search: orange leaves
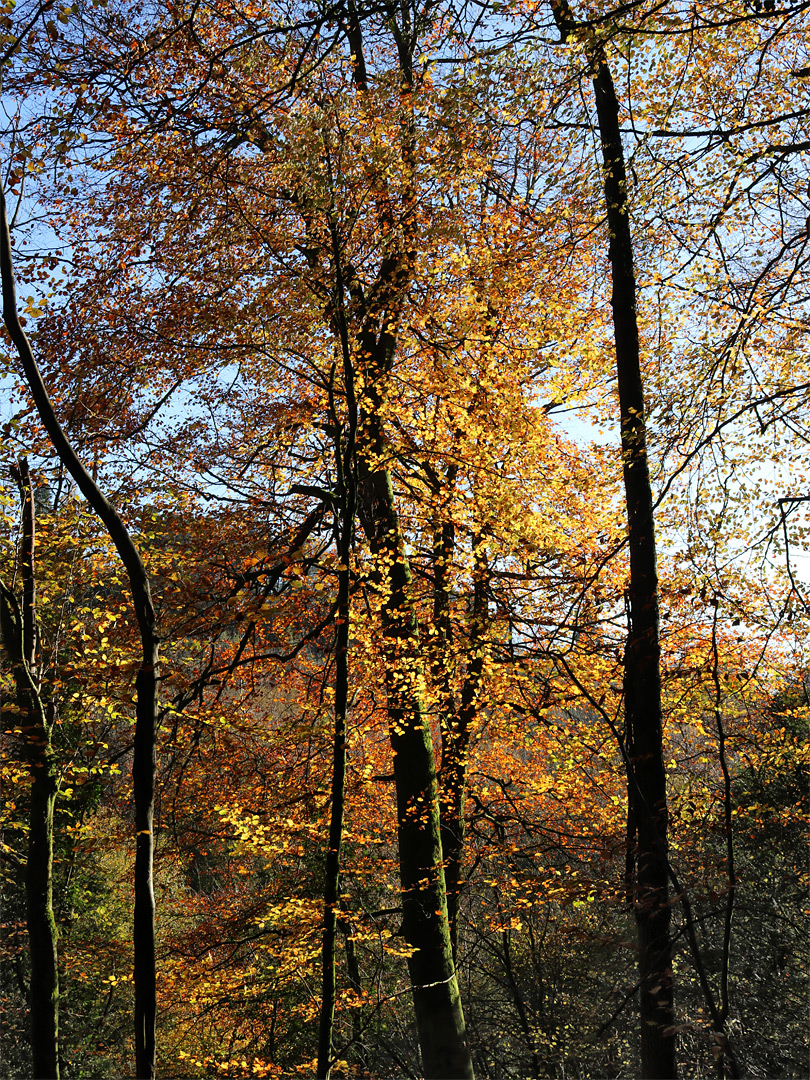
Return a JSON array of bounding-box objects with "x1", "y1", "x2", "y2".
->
[{"x1": 178, "y1": 1051, "x2": 284, "y2": 1078}]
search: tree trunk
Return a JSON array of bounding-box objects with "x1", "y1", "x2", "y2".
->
[
  {"x1": 0, "y1": 184, "x2": 159, "y2": 1080},
  {"x1": 0, "y1": 462, "x2": 60, "y2": 1080},
  {"x1": 317, "y1": 252, "x2": 358, "y2": 1080},
  {"x1": 435, "y1": 525, "x2": 487, "y2": 960},
  {"x1": 356, "y1": 336, "x2": 473, "y2": 1080},
  {"x1": 26, "y1": 737, "x2": 59, "y2": 1080},
  {"x1": 589, "y1": 48, "x2": 676, "y2": 1080},
  {"x1": 133, "y1": 660, "x2": 157, "y2": 1080}
]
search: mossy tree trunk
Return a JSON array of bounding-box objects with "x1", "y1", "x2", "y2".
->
[
  {"x1": 431, "y1": 500, "x2": 487, "y2": 959},
  {"x1": 355, "y1": 322, "x2": 473, "y2": 1079}
]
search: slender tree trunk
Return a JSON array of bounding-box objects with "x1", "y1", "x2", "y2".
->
[
  {"x1": 429, "y1": 481, "x2": 460, "y2": 953},
  {"x1": 317, "y1": 249, "x2": 358, "y2": 1080},
  {"x1": 338, "y1": 917, "x2": 371, "y2": 1077},
  {"x1": 709, "y1": 605, "x2": 741, "y2": 1080},
  {"x1": 589, "y1": 48, "x2": 676, "y2": 1080},
  {"x1": 317, "y1": 608, "x2": 348, "y2": 1080},
  {"x1": 133, "y1": 659, "x2": 157, "y2": 1080},
  {"x1": 26, "y1": 723, "x2": 59, "y2": 1080},
  {"x1": 0, "y1": 462, "x2": 60, "y2": 1080},
  {"x1": 356, "y1": 335, "x2": 473, "y2": 1080},
  {"x1": 500, "y1": 927, "x2": 541, "y2": 1080},
  {"x1": 436, "y1": 532, "x2": 486, "y2": 960},
  {"x1": 549, "y1": 5, "x2": 676, "y2": 1069},
  {"x1": 0, "y1": 185, "x2": 159, "y2": 1080}
]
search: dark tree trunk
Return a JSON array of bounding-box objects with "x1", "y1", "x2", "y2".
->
[
  {"x1": 435, "y1": 528, "x2": 487, "y2": 959},
  {"x1": 0, "y1": 462, "x2": 60, "y2": 1080},
  {"x1": 339, "y1": 917, "x2": 372, "y2": 1077},
  {"x1": 133, "y1": 661, "x2": 157, "y2": 1080},
  {"x1": 500, "y1": 927, "x2": 541, "y2": 1080},
  {"x1": 590, "y1": 50, "x2": 676, "y2": 1080},
  {"x1": 317, "y1": 250, "x2": 358, "y2": 1080},
  {"x1": 355, "y1": 333, "x2": 473, "y2": 1080},
  {"x1": 429, "y1": 481, "x2": 459, "y2": 951},
  {"x1": 26, "y1": 726, "x2": 60, "y2": 1080},
  {"x1": 0, "y1": 185, "x2": 159, "y2": 1080},
  {"x1": 316, "y1": 552, "x2": 350, "y2": 1080}
]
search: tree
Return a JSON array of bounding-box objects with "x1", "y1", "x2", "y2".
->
[
  {"x1": 0, "y1": 184, "x2": 160, "y2": 1079},
  {"x1": 0, "y1": 459, "x2": 60, "y2": 1080}
]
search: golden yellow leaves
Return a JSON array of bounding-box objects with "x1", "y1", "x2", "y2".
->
[{"x1": 178, "y1": 1051, "x2": 284, "y2": 1078}]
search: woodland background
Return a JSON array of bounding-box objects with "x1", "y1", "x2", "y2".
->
[{"x1": 0, "y1": 0, "x2": 808, "y2": 1076}]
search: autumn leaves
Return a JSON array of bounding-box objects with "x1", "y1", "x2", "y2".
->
[{"x1": 0, "y1": 0, "x2": 808, "y2": 1076}]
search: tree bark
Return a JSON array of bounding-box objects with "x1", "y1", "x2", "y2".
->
[
  {"x1": 0, "y1": 184, "x2": 159, "y2": 1080},
  {"x1": 589, "y1": 47, "x2": 677, "y2": 1080},
  {"x1": 338, "y1": 916, "x2": 372, "y2": 1077},
  {"x1": 0, "y1": 462, "x2": 60, "y2": 1080},
  {"x1": 317, "y1": 606, "x2": 348, "y2": 1080},
  {"x1": 356, "y1": 332, "x2": 474, "y2": 1080},
  {"x1": 308, "y1": 17, "x2": 472, "y2": 1064},
  {"x1": 317, "y1": 249, "x2": 358, "y2": 1080},
  {"x1": 25, "y1": 719, "x2": 59, "y2": 1080},
  {"x1": 434, "y1": 523, "x2": 487, "y2": 960}
]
